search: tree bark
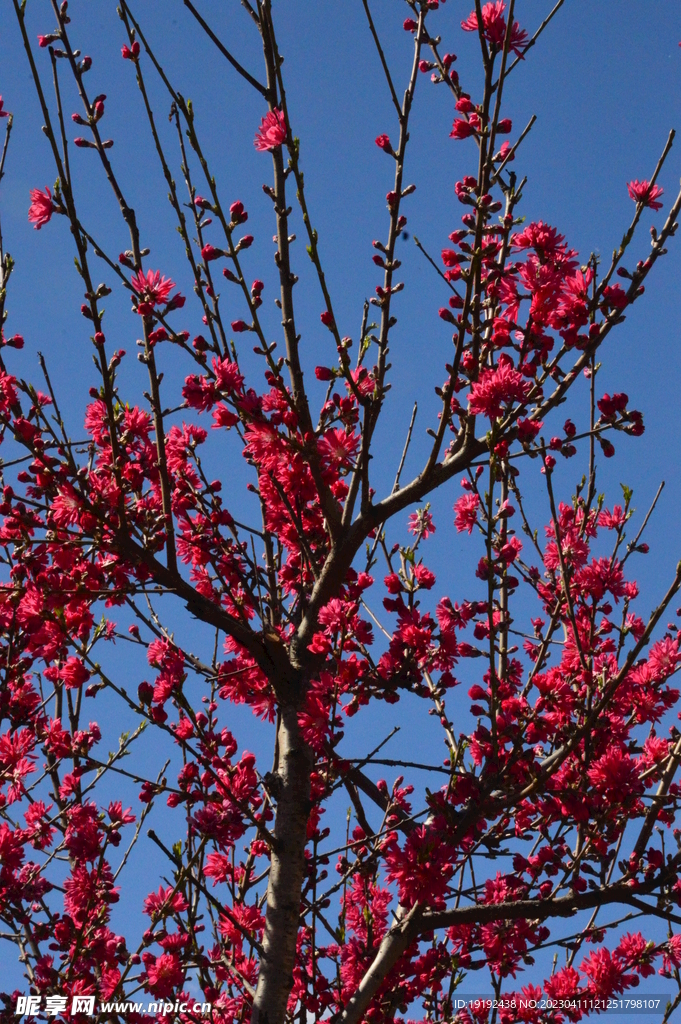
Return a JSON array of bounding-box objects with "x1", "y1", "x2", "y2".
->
[{"x1": 251, "y1": 706, "x2": 312, "y2": 1024}]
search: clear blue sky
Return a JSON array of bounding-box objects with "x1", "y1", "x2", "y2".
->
[{"x1": 1, "y1": 0, "x2": 681, "y2": 1001}]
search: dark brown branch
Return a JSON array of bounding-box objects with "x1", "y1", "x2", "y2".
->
[{"x1": 182, "y1": 0, "x2": 269, "y2": 97}]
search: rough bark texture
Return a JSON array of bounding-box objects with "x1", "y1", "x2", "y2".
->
[{"x1": 251, "y1": 707, "x2": 312, "y2": 1024}]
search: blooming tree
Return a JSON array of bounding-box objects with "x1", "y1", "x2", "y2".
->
[{"x1": 2, "y1": 2, "x2": 681, "y2": 1023}]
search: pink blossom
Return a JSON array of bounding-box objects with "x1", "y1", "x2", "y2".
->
[
  {"x1": 461, "y1": 2, "x2": 528, "y2": 56},
  {"x1": 143, "y1": 884, "x2": 189, "y2": 918},
  {"x1": 413, "y1": 564, "x2": 436, "y2": 589},
  {"x1": 130, "y1": 269, "x2": 176, "y2": 307},
  {"x1": 142, "y1": 952, "x2": 184, "y2": 998},
  {"x1": 598, "y1": 505, "x2": 626, "y2": 530},
  {"x1": 59, "y1": 657, "x2": 91, "y2": 690},
  {"x1": 580, "y1": 947, "x2": 631, "y2": 997},
  {"x1": 28, "y1": 187, "x2": 54, "y2": 230},
  {"x1": 454, "y1": 493, "x2": 480, "y2": 534},
  {"x1": 407, "y1": 508, "x2": 436, "y2": 538},
  {"x1": 516, "y1": 417, "x2": 542, "y2": 443},
  {"x1": 254, "y1": 108, "x2": 287, "y2": 151},
  {"x1": 468, "y1": 356, "x2": 531, "y2": 420},
  {"x1": 450, "y1": 118, "x2": 476, "y2": 140},
  {"x1": 0, "y1": 97, "x2": 9, "y2": 119},
  {"x1": 627, "y1": 179, "x2": 664, "y2": 211},
  {"x1": 317, "y1": 428, "x2": 360, "y2": 469}
]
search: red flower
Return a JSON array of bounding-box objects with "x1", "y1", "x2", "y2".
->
[
  {"x1": 28, "y1": 187, "x2": 54, "y2": 230},
  {"x1": 254, "y1": 108, "x2": 287, "y2": 151},
  {"x1": 413, "y1": 564, "x2": 435, "y2": 589},
  {"x1": 450, "y1": 118, "x2": 476, "y2": 140},
  {"x1": 454, "y1": 493, "x2": 480, "y2": 534},
  {"x1": 59, "y1": 657, "x2": 91, "y2": 691},
  {"x1": 461, "y1": 2, "x2": 528, "y2": 57},
  {"x1": 580, "y1": 947, "x2": 631, "y2": 998},
  {"x1": 143, "y1": 884, "x2": 189, "y2": 918},
  {"x1": 0, "y1": 96, "x2": 9, "y2": 119},
  {"x1": 317, "y1": 428, "x2": 360, "y2": 469},
  {"x1": 601, "y1": 284, "x2": 628, "y2": 310},
  {"x1": 627, "y1": 179, "x2": 664, "y2": 211},
  {"x1": 407, "y1": 508, "x2": 435, "y2": 538},
  {"x1": 468, "y1": 356, "x2": 531, "y2": 420},
  {"x1": 131, "y1": 269, "x2": 176, "y2": 307},
  {"x1": 143, "y1": 952, "x2": 184, "y2": 998}
]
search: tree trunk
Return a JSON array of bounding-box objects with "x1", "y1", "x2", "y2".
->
[{"x1": 251, "y1": 706, "x2": 312, "y2": 1024}]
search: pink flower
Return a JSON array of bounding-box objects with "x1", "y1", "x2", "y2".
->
[
  {"x1": 407, "y1": 508, "x2": 436, "y2": 539},
  {"x1": 254, "y1": 108, "x2": 287, "y2": 151},
  {"x1": 413, "y1": 564, "x2": 436, "y2": 589},
  {"x1": 28, "y1": 187, "x2": 54, "y2": 230},
  {"x1": 59, "y1": 657, "x2": 91, "y2": 690},
  {"x1": 468, "y1": 356, "x2": 531, "y2": 420},
  {"x1": 454, "y1": 493, "x2": 480, "y2": 534},
  {"x1": 130, "y1": 269, "x2": 176, "y2": 307},
  {"x1": 143, "y1": 884, "x2": 189, "y2": 918},
  {"x1": 450, "y1": 118, "x2": 476, "y2": 140},
  {"x1": 317, "y1": 428, "x2": 360, "y2": 469},
  {"x1": 0, "y1": 96, "x2": 9, "y2": 119},
  {"x1": 461, "y1": 2, "x2": 528, "y2": 57},
  {"x1": 580, "y1": 947, "x2": 631, "y2": 998},
  {"x1": 627, "y1": 179, "x2": 664, "y2": 211},
  {"x1": 142, "y1": 952, "x2": 184, "y2": 999},
  {"x1": 375, "y1": 134, "x2": 393, "y2": 153},
  {"x1": 598, "y1": 505, "x2": 626, "y2": 530},
  {"x1": 601, "y1": 284, "x2": 628, "y2": 310},
  {"x1": 587, "y1": 747, "x2": 641, "y2": 795}
]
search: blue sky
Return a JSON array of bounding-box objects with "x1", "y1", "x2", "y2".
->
[{"x1": 2, "y1": 0, "x2": 681, "y2": 1004}]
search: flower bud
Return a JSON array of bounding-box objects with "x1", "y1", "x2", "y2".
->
[
  {"x1": 201, "y1": 244, "x2": 223, "y2": 262},
  {"x1": 138, "y1": 682, "x2": 153, "y2": 705},
  {"x1": 230, "y1": 200, "x2": 247, "y2": 223},
  {"x1": 375, "y1": 134, "x2": 393, "y2": 154}
]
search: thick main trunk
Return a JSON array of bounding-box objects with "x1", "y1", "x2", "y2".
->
[{"x1": 251, "y1": 707, "x2": 312, "y2": 1024}]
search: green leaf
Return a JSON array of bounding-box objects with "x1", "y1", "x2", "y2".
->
[{"x1": 620, "y1": 482, "x2": 633, "y2": 505}]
